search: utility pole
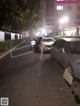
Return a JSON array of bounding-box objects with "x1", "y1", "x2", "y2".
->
[
  {"x1": 40, "y1": 0, "x2": 46, "y2": 27},
  {"x1": 76, "y1": 27, "x2": 79, "y2": 36}
]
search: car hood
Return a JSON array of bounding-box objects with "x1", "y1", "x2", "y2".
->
[{"x1": 43, "y1": 41, "x2": 54, "y2": 46}]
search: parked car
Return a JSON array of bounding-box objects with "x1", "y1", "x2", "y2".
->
[
  {"x1": 33, "y1": 37, "x2": 55, "y2": 52},
  {"x1": 43, "y1": 37, "x2": 56, "y2": 51},
  {"x1": 50, "y1": 39, "x2": 80, "y2": 80}
]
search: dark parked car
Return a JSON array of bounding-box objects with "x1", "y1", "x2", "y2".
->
[{"x1": 50, "y1": 39, "x2": 80, "y2": 80}]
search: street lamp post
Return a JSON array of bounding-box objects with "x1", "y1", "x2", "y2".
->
[
  {"x1": 59, "y1": 16, "x2": 69, "y2": 36},
  {"x1": 63, "y1": 26, "x2": 64, "y2": 36}
]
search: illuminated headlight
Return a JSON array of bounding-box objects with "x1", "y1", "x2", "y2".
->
[{"x1": 31, "y1": 40, "x2": 35, "y2": 45}]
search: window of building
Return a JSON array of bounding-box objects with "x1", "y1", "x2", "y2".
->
[
  {"x1": 56, "y1": 6, "x2": 64, "y2": 10},
  {"x1": 68, "y1": 6, "x2": 72, "y2": 10},
  {"x1": 76, "y1": 5, "x2": 80, "y2": 10},
  {"x1": 19, "y1": 35, "x2": 21, "y2": 39},
  {"x1": 76, "y1": 15, "x2": 80, "y2": 19},
  {"x1": 15, "y1": 35, "x2": 18, "y2": 39},
  {"x1": 56, "y1": 0, "x2": 64, "y2": 1},
  {"x1": 5, "y1": 33, "x2": 11, "y2": 40}
]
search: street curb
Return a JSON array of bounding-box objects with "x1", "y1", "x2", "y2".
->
[{"x1": 0, "y1": 40, "x2": 27, "y2": 60}]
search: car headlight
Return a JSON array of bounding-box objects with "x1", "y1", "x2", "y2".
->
[{"x1": 31, "y1": 40, "x2": 35, "y2": 45}]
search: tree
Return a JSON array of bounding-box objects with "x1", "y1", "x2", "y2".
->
[{"x1": 0, "y1": 0, "x2": 41, "y2": 32}]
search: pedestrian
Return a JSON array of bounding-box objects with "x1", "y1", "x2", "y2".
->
[{"x1": 38, "y1": 37, "x2": 45, "y2": 60}]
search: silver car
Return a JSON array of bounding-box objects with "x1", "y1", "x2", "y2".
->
[
  {"x1": 50, "y1": 39, "x2": 80, "y2": 80},
  {"x1": 43, "y1": 37, "x2": 56, "y2": 51}
]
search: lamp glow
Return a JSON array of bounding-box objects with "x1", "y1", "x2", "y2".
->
[{"x1": 59, "y1": 16, "x2": 69, "y2": 24}]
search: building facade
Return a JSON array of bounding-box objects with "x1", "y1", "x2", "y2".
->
[
  {"x1": 55, "y1": 0, "x2": 80, "y2": 35},
  {"x1": 45, "y1": 0, "x2": 80, "y2": 35}
]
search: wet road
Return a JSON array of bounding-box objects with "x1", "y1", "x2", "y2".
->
[{"x1": 0, "y1": 40, "x2": 78, "y2": 106}]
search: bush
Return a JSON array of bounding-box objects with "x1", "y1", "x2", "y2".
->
[{"x1": 0, "y1": 40, "x2": 22, "y2": 52}]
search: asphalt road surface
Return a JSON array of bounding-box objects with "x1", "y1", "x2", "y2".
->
[{"x1": 0, "y1": 40, "x2": 79, "y2": 106}]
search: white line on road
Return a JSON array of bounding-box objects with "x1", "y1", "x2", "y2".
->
[
  {"x1": 0, "y1": 39, "x2": 29, "y2": 59},
  {"x1": 10, "y1": 50, "x2": 34, "y2": 58},
  {"x1": 9, "y1": 39, "x2": 35, "y2": 59},
  {"x1": 13, "y1": 45, "x2": 32, "y2": 51}
]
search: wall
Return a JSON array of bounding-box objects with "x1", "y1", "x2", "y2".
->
[
  {"x1": 11, "y1": 33, "x2": 15, "y2": 40},
  {"x1": 0, "y1": 31, "x2": 5, "y2": 41},
  {"x1": 0, "y1": 31, "x2": 23, "y2": 42}
]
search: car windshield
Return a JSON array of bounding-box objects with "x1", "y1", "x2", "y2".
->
[
  {"x1": 68, "y1": 41, "x2": 80, "y2": 54},
  {"x1": 43, "y1": 38, "x2": 54, "y2": 42}
]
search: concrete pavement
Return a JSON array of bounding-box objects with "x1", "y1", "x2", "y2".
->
[{"x1": 0, "y1": 38, "x2": 79, "y2": 106}]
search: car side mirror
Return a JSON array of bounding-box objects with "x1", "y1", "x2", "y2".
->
[{"x1": 61, "y1": 48, "x2": 65, "y2": 53}]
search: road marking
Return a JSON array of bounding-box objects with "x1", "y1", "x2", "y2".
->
[
  {"x1": 10, "y1": 44, "x2": 34, "y2": 58},
  {"x1": 13, "y1": 45, "x2": 32, "y2": 51},
  {"x1": 11, "y1": 39, "x2": 29, "y2": 51},
  {"x1": 10, "y1": 50, "x2": 34, "y2": 58},
  {"x1": 0, "y1": 39, "x2": 29, "y2": 59}
]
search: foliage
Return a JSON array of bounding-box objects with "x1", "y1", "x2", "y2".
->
[
  {"x1": 0, "y1": 39, "x2": 22, "y2": 52},
  {"x1": 0, "y1": 0, "x2": 41, "y2": 32}
]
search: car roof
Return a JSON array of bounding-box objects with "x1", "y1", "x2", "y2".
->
[
  {"x1": 43, "y1": 37, "x2": 55, "y2": 40},
  {"x1": 55, "y1": 38, "x2": 80, "y2": 47},
  {"x1": 43, "y1": 37, "x2": 53, "y2": 38},
  {"x1": 61, "y1": 38, "x2": 80, "y2": 42}
]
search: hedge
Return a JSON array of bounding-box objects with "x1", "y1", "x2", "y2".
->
[{"x1": 0, "y1": 39, "x2": 22, "y2": 52}]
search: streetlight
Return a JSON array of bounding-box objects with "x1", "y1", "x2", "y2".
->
[{"x1": 59, "y1": 16, "x2": 69, "y2": 36}]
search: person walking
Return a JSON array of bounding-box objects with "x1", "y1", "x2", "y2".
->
[{"x1": 38, "y1": 37, "x2": 45, "y2": 60}]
